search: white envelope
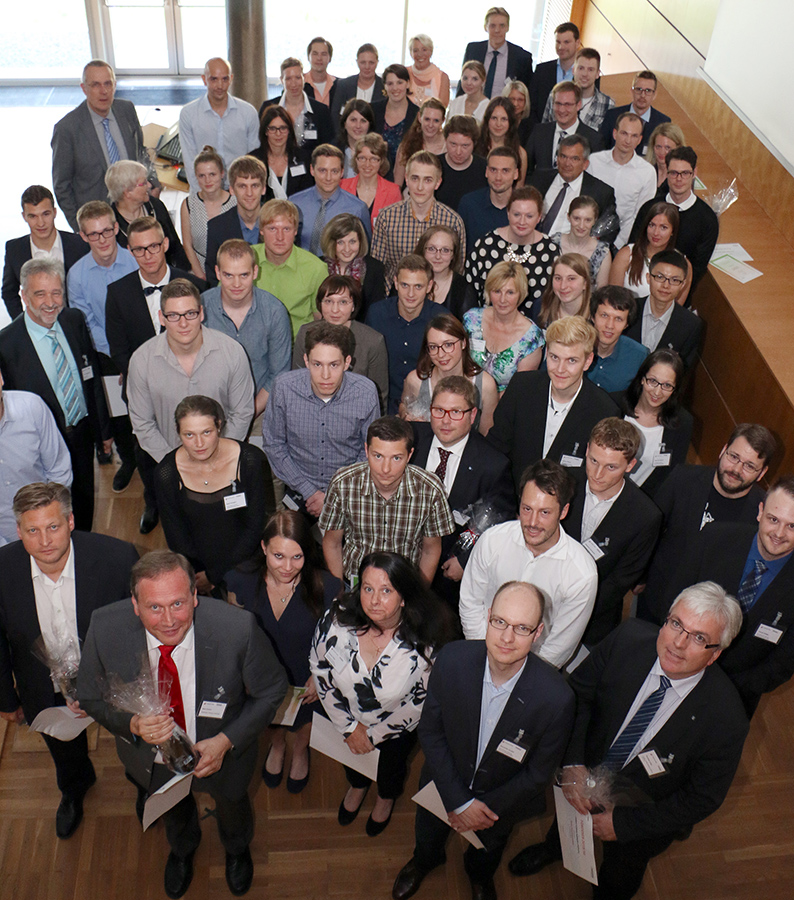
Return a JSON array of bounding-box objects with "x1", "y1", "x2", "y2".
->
[
  {"x1": 308, "y1": 712, "x2": 379, "y2": 780},
  {"x1": 29, "y1": 707, "x2": 94, "y2": 741},
  {"x1": 143, "y1": 773, "x2": 193, "y2": 831},
  {"x1": 553, "y1": 785, "x2": 598, "y2": 885},
  {"x1": 411, "y1": 780, "x2": 485, "y2": 849}
]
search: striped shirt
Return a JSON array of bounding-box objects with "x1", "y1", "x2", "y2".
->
[{"x1": 319, "y1": 461, "x2": 455, "y2": 581}]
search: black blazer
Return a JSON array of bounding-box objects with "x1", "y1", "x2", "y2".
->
[
  {"x1": 566, "y1": 618, "x2": 748, "y2": 843},
  {"x1": 331, "y1": 74, "x2": 385, "y2": 121},
  {"x1": 105, "y1": 267, "x2": 205, "y2": 386},
  {"x1": 0, "y1": 309, "x2": 110, "y2": 443},
  {"x1": 698, "y1": 523, "x2": 794, "y2": 716},
  {"x1": 258, "y1": 96, "x2": 334, "y2": 155},
  {"x1": 303, "y1": 80, "x2": 337, "y2": 110},
  {"x1": 249, "y1": 145, "x2": 314, "y2": 196},
  {"x1": 419, "y1": 641, "x2": 574, "y2": 823},
  {"x1": 205, "y1": 206, "x2": 245, "y2": 284},
  {"x1": 528, "y1": 60, "x2": 558, "y2": 126},
  {"x1": 2, "y1": 231, "x2": 89, "y2": 319},
  {"x1": 0, "y1": 532, "x2": 139, "y2": 722},
  {"x1": 641, "y1": 465, "x2": 765, "y2": 626},
  {"x1": 411, "y1": 422, "x2": 515, "y2": 566},
  {"x1": 565, "y1": 474, "x2": 662, "y2": 645},
  {"x1": 113, "y1": 196, "x2": 190, "y2": 272},
  {"x1": 524, "y1": 121, "x2": 605, "y2": 176},
  {"x1": 600, "y1": 105, "x2": 671, "y2": 153},
  {"x1": 458, "y1": 40, "x2": 533, "y2": 97},
  {"x1": 528, "y1": 168, "x2": 617, "y2": 224},
  {"x1": 488, "y1": 371, "x2": 619, "y2": 490},
  {"x1": 353, "y1": 255, "x2": 387, "y2": 322},
  {"x1": 624, "y1": 298, "x2": 704, "y2": 371}
]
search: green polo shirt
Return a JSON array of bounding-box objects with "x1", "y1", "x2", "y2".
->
[{"x1": 253, "y1": 243, "x2": 328, "y2": 338}]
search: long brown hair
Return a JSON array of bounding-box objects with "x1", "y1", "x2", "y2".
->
[
  {"x1": 475, "y1": 97, "x2": 520, "y2": 157},
  {"x1": 537, "y1": 253, "x2": 592, "y2": 329},
  {"x1": 416, "y1": 314, "x2": 481, "y2": 379},
  {"x1": 397, "y1": 98, "x2": 446, "y2": 166},
  {"x1": 628, "y1": 202, "x2": 679, "y2": 287}
]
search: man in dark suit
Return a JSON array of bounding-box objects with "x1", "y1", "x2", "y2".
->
[
  {"x1": 77, "y1": 550, "x2": 288, "y2": 899},
  {"x1": 565, "y1": 419, "x2": 662, "y2": 646},
  {"x1": 528, "y1": 135, "x2": 617, "y2": 240},
  {"x1": 392, "y1": 581, "x2": 574, "y2": 900},
  {"x1": 51, "y1": 60, "x2": 157, "y2": 232},
  {"x1": 330, "y1": 43, "x2": 384, "y2": 120},
  {"x1": 2, "y1": 185, "x2": 89, "y2": 319},
  {"x1": 697, "y1": 476, "x2": 794, "y2": 717},
  {"x1": 509, "y1": 583, "x2": 749, "y2": 900},
  {"x1": 528, "y1": 22, "x2": 580, "y2": 124},
  {"x1": 599, "y1": 71, "x2": 671, "y2": 155},
  {"x1": 623, "y1": 250, "x2": 703, "y2": 370},
  {"x1": 105, "y1": 216, "x2": 205, "y2": 533},
  {"x1": 488, "y1": 316, "x2": 619, "y2": 491},
  {"x1": 0, "y1": 258, "x2": 111, "y2": 531},
  {"x1": 637, "y1": 423, "x2": 775, "y2": 625},
  {"x1": 524, "y1": 81, "x2": 604, "y2": 177},
  {"x1": 411, "y1": 376, "x2": 514, "y2": 609},
  {"x1": 458, "y1": 7, "x2": 533, "y2": 99},
  {"x1": 0, "y1": 482, "x2": 138, "y2": 838}
]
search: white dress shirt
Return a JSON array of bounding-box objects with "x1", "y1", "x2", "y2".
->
[
  {"x1": 145, "y1": 625, "x2": 197, "y2": 744},
  {"x1": 626, "y1": 419, "x2": 664, "y2": 487},
  {"x1": 542, "y1": 171, "x2": 584, "y2": 234},
  {"x1": 459, "y1": 520, "x2": 598, "y2": 668},
  {"x1": 30, "y1": 231, "x2": 64, "y2": 264},
  {"x1": 31, "y1": 540, "x2": 79, "y2": 658},
  {"x1": 426, "y1": 433, "x2": 469, "y2": 495},
  {"x1": 543, "y1": 381, "x2": 583, "y2": 456},
  {"x1": 586, "y1": 150, "x2": 657, "y2": 249},
  {"x1": 581, "y1": 480, "x2": 624, "y2": 544},
  {"x1": 140, "y1": 266, "x2": 171, "y2": 332}
]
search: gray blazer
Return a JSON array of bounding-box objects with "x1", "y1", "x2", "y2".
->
[
  {"x1": 77, "y1": 597, "x2": 288, "y2": 796},
  {"x1": 51, "y1": 99, "x2": 148, "y2": 231}
]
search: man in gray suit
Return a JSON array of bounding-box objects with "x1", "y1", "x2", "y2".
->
[
  {"x1": 51, "y1": 59, "x2": 157, "y2": 232},
  {"x1": 78, "y1": 550, "x2": 288, "y2": 898}
]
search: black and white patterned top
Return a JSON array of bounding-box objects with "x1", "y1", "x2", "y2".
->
[{"x1": 309, "y1": 610, "x2": 432, "y2": 745}]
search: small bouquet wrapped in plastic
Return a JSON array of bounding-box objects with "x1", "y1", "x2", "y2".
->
[
  {"x1": 105, "y1": 655, "x2": 197, "y2": 774},
  {"x1": 32, "y1": 630, "x2": 81, "y2": 702},
  {"x1": 703, "y1": 178, "x2": 738, "y2": 217},
  {"x1": 591, "y1": 211, "x2": 621, "y2": 245},
  {"x1": 402, "y1": 392, "x2": 432, "y2": 422},
  {"x1": 453, "y1": 498, "x2": 513, "y2": 557},
  {"x1": 555, "y1": 765, "x2": 615, "y2": 814}
]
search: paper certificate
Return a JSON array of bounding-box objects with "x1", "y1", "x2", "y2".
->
[
  {"x1": 143, "y1": 773, "x2": 193, "y2": 831},
  {"x1": 309, "y1": 712, "x2": 380, "y2": 780},
  {"x1": 102, "y1": 375, "x2": 128, "y2": 417},
  {"x1": 709, "y1": 254, "x2": 763, "y2": 284},
  {"x1": 411, "y1": 781, "x2": 485, "y2": 850},
  {"x1": 29, "y1": 707, "x2": 94, "y2": 741},
  {"x1": 272, "y1": 686, "x2": 307, "y2": 727},
  {"x1": 553, "y1": 785, "x2": 598, "y2": 885}
]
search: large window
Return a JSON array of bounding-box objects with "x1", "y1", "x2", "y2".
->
[{"x1": 0, "y1": 0, "x2": 90, "y2": 79}]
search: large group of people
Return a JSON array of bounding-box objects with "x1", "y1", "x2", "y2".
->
[{"x1": 0, "y1": 8, "x2": 786, "y2": 900}]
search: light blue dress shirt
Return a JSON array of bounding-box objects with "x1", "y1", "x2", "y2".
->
[
  {"x1": 24, "y1": 314, "x2": 88, "y2": 423},
  {"x1": 291, "y1": 186, "x2": 372, "y2": 252}
]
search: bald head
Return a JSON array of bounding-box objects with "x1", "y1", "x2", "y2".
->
[{"x1": 203, "y1": 58, "x2": 232, "y2": 105}]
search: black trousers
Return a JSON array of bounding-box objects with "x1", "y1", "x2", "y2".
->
[
  {"x1": 344, "y1": 730, "x2": 417, "y2": 799},
  {"x1": 97, "y1": 352, "x2": 136, "y2": 467},
  {"x1": 41, "y1": 729, "x2": 96, "y2": 800},
  {"x1": 63, "y1": 417, "x2": 95, "y2": 531},
  {"x1": 135, "y1": 444, "x2": 159, "y2": 511}
]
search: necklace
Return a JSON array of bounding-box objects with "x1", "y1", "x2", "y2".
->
[
  {"x1": 505, "y1": 242, "x2": 533, "y2": 264},
  {"x1": 268, "y1": 576, "x2": 297, "y2": 604}
]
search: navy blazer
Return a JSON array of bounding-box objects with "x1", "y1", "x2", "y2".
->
[
  {"x1": 0, "y1": 532, "x2": 138, "y2": 721},
  {"x1": 600, "y1": 105, "x2": 671, "y2": 154},
  {"x1": 458, "y1": 40, "x2": 533, "y2": 97},
  {"x1": 624, "y1": 297, "x2": 704, "y2": 372},
  {"x1": 2, "y1": 231, "x2": 89, "y2": 319},
  {"x1": 528, "y1": 60, "x2": 558, "y2": 126},
  {"x1": 331, "y1": 74, "x2": 385, "y2": 121},
  {"x1": 567, "y1": 619, "x2": 748, "y2": 843},
  {"x1": 419, "y1": 641, "x2": 574, "y2": 824},
  {"x1": 524, "y1": 120, "x2": 605, "y2": 177}
]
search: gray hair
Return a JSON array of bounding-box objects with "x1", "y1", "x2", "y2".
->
[
  {"x1": 82, "y1": 59, "x2": 114, "y2": 84},
  {"x1": 669, "y1": 581, "x2": 743, "y2": 649},
  {"x1": 105, "y1": 160, "x2": 148, "y2": 203},
  {"x1": 558, "y1": 133, "x2": 591, "y2": 161},
  {"x1": 20, "y1": 257, "x2": 65, "y2": 291}
]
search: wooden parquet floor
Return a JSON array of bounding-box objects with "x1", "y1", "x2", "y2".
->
[{"x1": 2, "y1": 463, "x2": 793, "y2": 900}]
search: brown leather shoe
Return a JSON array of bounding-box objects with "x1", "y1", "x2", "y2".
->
[{"x1": 392, "y1": 859, "x2": 428, "y2": 900}]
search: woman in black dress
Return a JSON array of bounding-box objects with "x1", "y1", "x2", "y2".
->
[{"x1": 226, "y1": 510, "x2": 341, "y2": 793}]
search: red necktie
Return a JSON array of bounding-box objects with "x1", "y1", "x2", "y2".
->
[
  {"x1": 158, "y1": 645, "x2": 186, "y2": 731},
  {"x1": 435, "y1": 448, "x2": 452, "y2": 482}
]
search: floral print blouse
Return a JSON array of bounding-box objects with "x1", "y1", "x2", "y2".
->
[{"x1": 463, "y1": 307, "x2": 545, "y2": 393}]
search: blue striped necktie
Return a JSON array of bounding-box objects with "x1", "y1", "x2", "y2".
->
[
  {"x1": 737, "y1": 560, "x2": 767, "y2": 613},
  {"x1": 47, "y1": 332, "x2": 82, "y2": 426},
  {"x1": 603, "y1": 675, "x2": 671, "y2": 771},
  {"x1": 102, "y1": 117, "x2": 121, "y2": 164}
]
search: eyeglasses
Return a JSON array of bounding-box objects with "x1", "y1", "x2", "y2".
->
[
  {"x1": 321, "y1": 296, "x2": 353, "y2": 307},
  {"x1": 488, "y1": 615, "x2": 541, "y2": 637},
  {"x1": 632, "y1": 86, "x2": 655, "y2": 95},
  {"x1": 424, "y1": 245, "x2": 453, "y2": 256},
  {"x1": 643, "y1": 376, "x2": 675, "y2": 393},
  {"x1": 130, "y1": 240, "x2": 164, "y2": 258},
  {"x1": 664, "y1": 616, "x2": 720, "y2": 649},
  {"x1": 427, "y1": 339, "x2": 460, "y2": 355},
  {"x1": 83, "y1": 227, "x2": 115, "y2": 242},
  {"x1": 162, "y1": 309, "x2": 201, "y2": 322},
  {"x1": 430, "y1": 405, "x2": 474, "y2": 421},
  {"x1": 722, "y1": 449, "x2": 763, "y2": 475},
  {"x1": 667, "y1": 169, "x2": 694, "y2": 179},
  {"x1": 266, "y1": 125, "x2": 290, "y2": 134},
  {"x1": 553, "y1": 100, "x2": 577, "y2": 108},
  {"x1": 650, "y1": 272, "x2": 685, "y2": 286}
]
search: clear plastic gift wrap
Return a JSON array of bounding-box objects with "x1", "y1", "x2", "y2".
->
[
  {"x1": 32, "y1": 630, "x2": 81, "y2": 702},
  {"x1": 402, "y1": 391, "x2": 431, "y2": 422},
  {"x1": 453, "y1": 498, "x2": 513, "y2": 557},
  {"x1": 555, "y1": 765, "x2": 616, "y2": 814},
  {"x1": 703, "y1": 178, "x2": 738, "y2": 217},
  {"x1": 590, "y1": 211, "x2": 620, "y2": 244},
  {"x1": 104, "y1": 655, "x2": 197, "y2": 774}
]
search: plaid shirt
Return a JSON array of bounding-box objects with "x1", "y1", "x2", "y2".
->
[
  {"x1": 542, "y1": 87, "x2": 615, "y2": 132},
  {"x1": 371, "y1": 199, "x2": 466, "y2": 292},
  {"x1": 319, "y1": 461, "x2": 455, "y2": 581}
]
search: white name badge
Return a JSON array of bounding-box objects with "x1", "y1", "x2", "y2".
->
[
  {"x1": 755, "y1": 623, "x2": 783, "y2": 644},
  {"x1": 453, "y1": 510, "x2": 469, "y2": 527},
  {"x1": 653, "y1": 453, "x2": 671, "y2": 467},
  {"x1": 290, "y1": 164, "x2": 306, "y2": 176},
  {"x1": 496, "y1": 739, "x2": 527, "y2": 763},
  {"x1": 198, "y1": 700, "x2": 227, "y2": 719},
  {"x1": 325, "y1": 645, "x2": 347, "y2": 670},
  {"x1": 560, "y1": 454, "x2": 583, "y2": 468},
  {"x1": 470, "y1": 338, "x2": 486, "y2": 353},
  {"x1": 282, "y1": 493, "x2": 300, "y2": 511},
  {"x1": 223, "y1": 492, "x2": 247, "y2": 511},
  {"x1": 304, "y1": 129, "x2": 318, "y2": 140},
  {"x1": 583, "y1": 539, "x2": 605, "y2": 561},
  {"x1": 81, "y1": 366, "x2": 93, "y2": 381},
  {"x1": 638, "y1": 749, "x2": 666, "y2": 777}
]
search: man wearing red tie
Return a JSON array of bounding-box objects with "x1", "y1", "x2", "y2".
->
[{"x1": 77, "y1": 550, "x2": 287, "y2": 898}]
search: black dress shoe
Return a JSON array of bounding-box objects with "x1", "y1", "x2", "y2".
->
[
  {"x1": 286, "y1": 748, "x2": 310, "y2": 794},
  {"x1": 164, "y1": 850, "x2": 195, "y2": 899},
  {"x1": 262, "y1": 744, "x2": 284, "y2": 788},
  {"x1": 55, "y1": 795, "x2": 84, "y2": 839},
  {"x1": 112, "y1": 460, "x2": 136, "y2": 493},
  {"x1": 470, "y1": 878, "x2": 497, "y2": 900},
  {"x1": 337, "y1": 787, "x2": 368, "y2": 826},
  {"x1": 139, "y1": 506, "x2": 159, "y2": 534},
  {"x1": 97, "y1": 447, "x2": 113, "y2": 465},
  {"x1": 392, "y1": 859, "x2": 428, "y2": 900},
  {"x1": 225, "y1": 847, "x2": 254, "y2": 896},
  {"x1": 508, "y1": 841, "x2": 562, "y2": 877},
  {"x1": 365, "y1": 801, "x2": 394, "y2": 837}
]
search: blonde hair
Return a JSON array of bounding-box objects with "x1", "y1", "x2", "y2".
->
[
  {"x1": 545, "y1": 315, "x2": 597, "y2": 354},
  {"x1": 483, "y1": 260, "x2": 528, "y2": 304}
]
